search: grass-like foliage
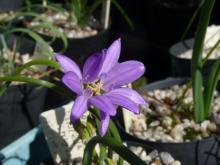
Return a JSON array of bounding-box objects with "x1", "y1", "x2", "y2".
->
[{"x1": 191, "y1": 0, "x2": 219, "y2": 122}]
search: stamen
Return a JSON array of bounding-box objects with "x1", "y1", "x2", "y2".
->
[{"x1": 84, "y1": 80, "x2": 104, "y2": 96}]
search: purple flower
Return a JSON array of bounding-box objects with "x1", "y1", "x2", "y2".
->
[{"x1": 55, "y1": 39, "x2": 146, "y2": 136}]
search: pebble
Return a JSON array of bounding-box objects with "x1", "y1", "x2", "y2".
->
[
  {"x1": 207, "y1": 122, "x2": 217, "y2": 131},
  {"x1": 162, "y1": 116, "x2": 173, "y2": 127},
  {"x1": 143, "y1": 131, "x2": 153, "y2": 139},
  {"x1": 149, "y1": 121, "x2": 160, "y2": 127},
  {"x1": 149, "y1": 150, "x2": 159, "y2": 159},
  {"x1": 161, "y1": 135, "x2": 174, "y2": 142},
  {"x1": 144, "y1": 155, "x2": 152, "y2": 163},
  {"x1": 160, "y1": 152, "x2": 175, "y2": 165},
  {"x1": 171, "y1": 125, "x2": 185, "y2": 142},
  {"x1": 171, "y1": 161, "x2": 181, "y2": 165},
  {"x1": 128, "y1": 146, "x2": 181, "y2": 165},
  {"x1": 150, "y1": 160, "x2": 161, "y2": 165}
]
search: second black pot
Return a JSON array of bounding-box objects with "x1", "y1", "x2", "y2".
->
[
  {"x1": 169, "y1": 38, "x2": 216, "y2": 77},
  {"x1": 0, "y1": 83, "x2": 47, "y2": 149}
]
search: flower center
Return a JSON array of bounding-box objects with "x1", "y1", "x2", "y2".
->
[{"x1": 85, "y1": 80, "x2": 104, "y2": 96}]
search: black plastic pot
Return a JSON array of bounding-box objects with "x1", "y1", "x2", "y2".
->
[
  {"x1": 117, "y1": 78, "x2": 220, "y2": 165},
  {"x1": 0, "y1": 82, "x2": 47, "y2": 149},
  {"x1": 0, "y1": 0, "x2": 24, "y2": 11},
  {"x1": 47, "y1": 29, "x2": 110, "y2": 67},
  {"x1": 169, "y1": 38, "x2": 216, "y2": 77},
  {"x1": 0, "y1": 34, "x2": 47, "y2": 148},
  {"x1": 16, "y1": 13, "x2": 110, "y2": 68}
]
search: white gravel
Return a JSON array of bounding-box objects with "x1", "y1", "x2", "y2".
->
[{"x1": 129, "y1": 84, "x2": 220, "y2": 143}]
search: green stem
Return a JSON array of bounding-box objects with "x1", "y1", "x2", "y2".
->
[{"x1": 83, "y1": 136, "x2": 146, "y2": 165}]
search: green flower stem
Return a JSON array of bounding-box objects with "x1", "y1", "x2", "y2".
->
[
  {"x1": 98, "y1": 145, "x2": 107, "y2": 164},
  {"x1": 90, "y1": 108, "x2": 122, "y2": 142},
  {"x1": 83, "y1": 136, "x2": 146, "y2": 165},
  {"x1": 90, "y1": 108, "x2": 124, "y2": 164}
]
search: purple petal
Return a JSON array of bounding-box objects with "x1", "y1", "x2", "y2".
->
[
  {"x1": 82, "y1": 53, "x2": 103, "y2": 82},
  {"x1": 99, "y1": 39, "x2": 121, "y2": 75},
  {"x1": 105, "y1": 88, "x2": 146, "y2": 114},
  {"x1": 107, "y1": 88, "x2": 146, "y2": 105},
  {"x1": 107, "y1": 95, "x2": 139, "y2": 114},
  {"x1": 62, "y1": 72, "x2": 83, "y2": 95},
  {"x1": 100, "y1": 111, "x2": 110, "y2": 136},
  {"x1": 84, "y1": 87, "x2": 93, "y2": 97},
  {"x1": 89, "y1": 95, "x2": 116, "y2": 116},
  {"x1": 55, "y1": 54, "x2": 82, "y2": 79},
  {"x1": 70, "y1": 95, "x2": 88, "y2": 123},
  {"x1": 102, "y1": 61, "x2": 145, "y2": 91}
]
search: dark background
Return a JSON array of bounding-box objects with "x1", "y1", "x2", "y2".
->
[{"x1": 110, "y1": 0, "x2": 220, "y2": 82}]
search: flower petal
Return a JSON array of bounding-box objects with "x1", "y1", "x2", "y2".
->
[
  {"x1": 89, "y1": 95, "x2": 116, "y2": 116},
  {"x1": 82, "y1": 53, "x2": 103, "y2": 82},
  {"x1": 70, "y1": 95, "x2": 88, "y2": 123},
  {"x1": 62, "y1": 72, "x2": 83, "y2": 95},
  {"x1": 105, "y1": 88, "x2": 146, "y2": 114},
  {"x1": 100, "y1": 111, "x2": 110, "y2": 136},
  {"x1": 102, "y1": 61, "x2": 145, "y2": 91},
  {"x1": 55, "y1": 54, "x2": 82, "y2": 79},
  {"x1": 107, "y1": 88, "x2": 146, "y2": 105},
  {"x1": 107, "y1": 95, "x2": 139, "y2": 114},
  {"x1": 99, "y1": 39, "x2": 121, "y2": 75}
]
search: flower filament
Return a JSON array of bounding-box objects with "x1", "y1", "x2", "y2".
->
[{"x1": 84, "y1": 80, "x2": 104, "y2": 96}]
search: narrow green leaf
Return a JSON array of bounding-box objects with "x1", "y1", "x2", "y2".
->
[
  {"x1": 12, "y1": 11, "x2": 68, "y2": 52},
  {"x1": 1, "y1": 59, "x2": 59, "y2": 96},
  {"x1": 202, "y1": 38, "x2": 220, "y2": 65},
  {"x1": 20, "y1": 3, "x2": 66, "y2": 13},
  {"x1": 30, "y1": 22, "x2": 68, "y2": 52},
  {"x1": 15, "y1": 59, "x2": 59, "y2": 74},
  {"x1": 0, "y1": 76, "x2": 55, "y2": 87},
  {"x1": 203, "y1": 58, "x2": 220, "y2": 118},
  {"x1": 6, "y1": 28, "x2": 52, "y2": 56},
  {"x1": 83, "y1": 136, "x2": 146, "y2": 165},
  {"x1": 0, "y1": 84, "x2": 8, "y2": 96},
  {"x1": 14, "y1": 11, "x2": 51, "y2": 23},
  {"x1": 88, "y1": 0, "x2": 102, "y2": 14},
  {"x1": 111, "y1": 0, "x2": 134, "y2": 30},
  {"x1": 191, "y1": 0, "x2": 216, "y2": 122},
  {"x1": 180, "y1": 0, "x2": 205, "y2": 41},
  {"x1": 0, "y1": 76, "x2": 73, "y2": 99}
]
